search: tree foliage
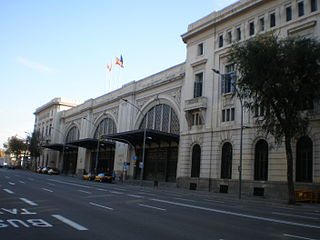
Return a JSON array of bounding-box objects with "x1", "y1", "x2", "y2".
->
[
  {"x1": 27, "y1": 130, "x2": 42, "y2": 158},
  {"x1": 7, "y1": 136, "x2": 27, "y2": 156},
  {"x1": 230, "y1": 34, "x2": 320, "y2": 204}
]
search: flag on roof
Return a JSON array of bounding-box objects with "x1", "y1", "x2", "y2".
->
[{"x1": 115, "y1": 55, "x2": 124, "y2": 68}]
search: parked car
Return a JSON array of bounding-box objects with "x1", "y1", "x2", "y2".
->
[
  {"x1": 82, "y1": 172, "x2": 96, "y2": 181},
  {"x1": 48, "y1": 168, "x2": 60, "y2": 175},
  {"x1": 95, "y1": 173, "x2": 112, "y2": 183},
  {"x1": 36, "y1": 167, "x2": 42, "y2": 173},
  {"x1": 41, "y1": 167, "x2": 50, "y2": 174}
]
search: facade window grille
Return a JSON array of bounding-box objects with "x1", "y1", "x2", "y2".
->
[
  {"x1": 139, "y1": 104, "x2": 180, "y2": 134},
  {"x1": 194, "y1": 72, "x2": 203, "y2": 98},
  {"x1": 191, "y1": 144, "x2": 201, "y2": 178},
  {"x1": 311, "y1": 0, "x2": 317, "y2": 12},
  {"x1": 236, "y1": 27, "x2": 241, "y2": 41},
  {"x1": 298, "y1": 1, "x2": 304, "y2": 16},
  {"x1": 249, "y1": 21, "x2": 255, "y2": 36},
  {"x1": 219, "y1": 35, "x2": 223, "y2": 47},
  {"x1": 94, "y1": 118, "x2": 117, "y2": 138},
  {"x1": 259, "y1": 17, "x2": 265, "y2": 31},
  {"x1": 296, "y1": 136, "x2": 313, "y2": 182},
  {"x1": 270, "y1": 13, "x2": 276, "y2": 27},
  {"x1": 197, "y1": 43, "x2": 204, "y2": 56},
  {"x1": 254, "y1": 140, "x2": 268, "y2": 181},
  {"x1": 286, "y1": 6, "x2": 292, "y2": 21},
  {"x1": 221, "y1": 142, "x2": 232, "y2": 179}
]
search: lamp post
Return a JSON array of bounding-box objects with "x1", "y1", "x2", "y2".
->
[
  {"x1": 83, "y1": 117, "x2": 101, "y2": 174},
  {"x1": 212, "y1": 68, "x2": 244, "y2": 199},
  {"x1": 122, "y1": 98, "x2": 147, "y2": 186}
]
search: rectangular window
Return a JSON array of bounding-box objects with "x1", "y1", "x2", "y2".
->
[
  {"x1": 298, "y1": 1, "x2": 304, "y2": 16},
  {"x1": 236, "y1": 27, "x2": 241, "y2": 41},
  {"x1": 194, "y1": 72, "x2": 203, "y2": 98},
  {"x1": 222, "y1": 64, "x2": 236, "y2": 94},
  {"x1": 219, "y1": 35, "x2": 223, "y2": 48},
  {"x1": 222, "y1": 109, "x2": 226, "y2": 122},
  {"x1": 249, "y1": 21, "x2": 255, "y2": 36},
  {"x1": 227, "y1": 31, "x2": 232, "y2": 44},
  {"x1": 286, "y1": 6, "x2": 292, "y2": 21},
  {"x1": 192, "y1": 112, "x2": 202, "y2": 126},
  {"x1": 231, "y1": 108, "x2": 235, "y2": 121},
  {"x1": 270, "y1": 13, "x2": 276, "y2": 27},
  {"x1": 222, "y1": 108, "x2": 235, "y2": 122},
  {"x1": 259, "y1": 17, "x2": 265, "y2": 31},
  {"x1": 197, "y1": 43, "x2": 203, "y2": 56},
  {"x1": 311, "y1": 0, "x2": 317, "y2": 12}
]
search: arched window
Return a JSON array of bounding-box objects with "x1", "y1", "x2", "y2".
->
[
  {"x1": 65, "y1": 126, "x2": 79, "y2": 142},
  {"x1": 254, "y1": 139, "x2": 268, "y2": 181},
  {"x1": 94, "y1": 118, "x2": 117, "y2": 138},
  {"x1": 296, "y1": 136, "x2": 313, "y2": 182},
  {"x1": 191, "y1": 144, "x2": 201, "y2": 178},
  {"x1": 139, "y1": 104, "x2": 180, "y2": 134},
  {"x1": 221, "y1": 142, "x2": 232, "y2": 179}
]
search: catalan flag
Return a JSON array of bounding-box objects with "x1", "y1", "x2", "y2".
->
[{"x1": 115, "y1": 55, "x2": 124, "y2": 68}]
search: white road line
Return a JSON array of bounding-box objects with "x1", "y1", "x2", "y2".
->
[
  {"x1": 150, "y1": 198, "x2": 320, "y2": 230},
  {"x1": 78, "y1": 190, "x2": 92, "y2": 194},
  {"x1": 8, "y1": 182, "x2": 15, "y2": 185},
  {"x1": 173, "y1": 197, "x2": 196, "y2": 202},
  {"x1": 139, "y1": 204, "x2": 166, "y2": 211},
  {"x1": 110, "y1": 191, "x2": 124, "y2": 195},
  {"x1": 127, "y1": 194, "x2": 144, "y2": 198},
  {"x1": 47, "y1": 183, "x2": 55, "y2": 186},
  {"x1": 272, "y1": 212, "x2": 319, "y2": 220},
  {"x1": 19, "y1": 181, "x2": 25, "y2": 184},
  {"x1": 20, "y1": 198, "x2": 38, "y2": 206},
  {"x1": 97, "y1": 188, "x2": 108, "y2": 192},
  {"x1": 48, "y1": 179, "x2": 91, "y2": 189},
  {"x1": 283, "y1": 233, "x2": 319, "y2": 240},
  {"x1": 52, "y1": 214, "x2": 88, "y2": 231},
  {"x1": 42, "y1": 188, "x2": 53, "y2": 193},
  {"x1": 5, "y1": 176, "x2": 10, "y2": 179},
  {"x1": 3, "y1": 189, "x2": 14, "y2": 194},
  {"x1": 202, "y1": 199, "x2": 225, "y2": 204},
  {"x1": 89, "y1": 202, "x2": 113, "y2": 210}
]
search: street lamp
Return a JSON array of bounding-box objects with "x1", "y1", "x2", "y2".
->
[
  {"x1": 122, "y1": 98, "x2": 147, "y2": 186},
  {"x1": 212, "y1": 68, "x2": 244, "y2": 199}
]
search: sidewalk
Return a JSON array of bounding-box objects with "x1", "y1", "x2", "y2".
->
[{"x1": 116, "y1": 178, "x2": 320, "y2": 211}]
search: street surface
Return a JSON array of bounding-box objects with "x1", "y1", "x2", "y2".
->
[{"x1": 0, "y1": 168, "x2": 319, "y2": 240}]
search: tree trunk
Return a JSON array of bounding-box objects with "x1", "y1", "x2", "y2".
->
[{"x1": 284, "y1": 135, "x2": 296, "y2": 204}]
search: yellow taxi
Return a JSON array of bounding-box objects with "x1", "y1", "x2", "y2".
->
[
  {"x1": 95, "y1": 173, "x2": 112, "y2": 183},
  {"x1": 82, "y1": 173, "x2": 96, "y2": 181}
]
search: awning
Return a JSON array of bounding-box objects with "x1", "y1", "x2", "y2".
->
[
  {"x1": 102, "y1": 129, "x2": 179, "y2": 146},
  {"x1": 42, "y1": 143, "x2": 78, "y2": 152},
  {"x1": 67, "y1": 138, "x2": 115, "y2": 149}
]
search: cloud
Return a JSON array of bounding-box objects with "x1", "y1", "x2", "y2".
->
[{"x1": 17, "y1": 56, "x2": 57, "y2": 73}]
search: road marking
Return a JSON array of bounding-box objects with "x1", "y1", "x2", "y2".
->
[
  {"x1": 150, "y1": 198, "x2": 320, "y2": 229},
  {"x1": 47, "y1": 183, "x2": 55, "y2": 186},
  {"x1": 202, "y1": 199, "x2": 225, "y2": 204},
  {"x1": 127, "y1": 194, "x2": 143, "y2": 198},
  {"x1": 77, "y1": 190, "x2": 91, "y2": 194},
  {"x1": 48, "y1": 179, "x2": 91, "y2": 189},
  {"x1": 272, "y1": 212, "x2": 319, "y2": 220},
  {"x1": 283, "y1": 233, "x2": 319, "y2": 240},
  {"x1": 8, "y1": 182, "x2": 15, "y2": 186},
  {"x1": 42, "y1": 188, "x2": 53, "y2": 193},
  {"x1": 89, "y1": 202, "x2": 113, "y2": 211},
  {"x1": 173, "y1": 197, "x2": 195, "y2": 202},
  {"x1": 3, "y1": 189, "x2": 14, "y2": 194},
  {"x1": 20, "y1": 198, "x2": 38, "y2": 206},
  {"x1": 110, "y1": 190, "x2": 124, "y2": 195},
  {"x1": 138, "y1": 204, "x2": 166, "y2": 211},
  {"x1": 5, "y1": 176, "x2": 10, "y2": 179},
  {"x1": 51, "y1": 214, "x2": 88, "y2": 231},
  {"x1": 19, "y1": 181, "x2": 25, "y2": 184}
]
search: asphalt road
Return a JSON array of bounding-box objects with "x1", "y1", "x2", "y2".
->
[{"x1": 1, "y1": 168, "x2": 319, "y2": 240}]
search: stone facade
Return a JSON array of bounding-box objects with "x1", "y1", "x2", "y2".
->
[{"x1": 34, "y1": 0, "x2": 320, "y2": 199}]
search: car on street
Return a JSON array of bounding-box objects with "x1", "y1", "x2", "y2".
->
[
  {"x1": 48, "y1": 168, "x2": 60, "y2": 175},
  {"x1": 41, "y1": 167, "x2": 50, "y2": 174},
  {"x1": 36, "y1": 167, "x2": 42, "y2": 173},
  {"x1": 95, "y1": 173, "x2": 112, "y2": 183},
  {"x1": 82, "y1": 172, "x2": 96, "y2": 181}
]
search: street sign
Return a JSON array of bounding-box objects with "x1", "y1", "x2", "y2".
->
[
  {"x1": 132, "y1": 155, "x2": 138, "y2": 161},
  {"x1": 139, "y1": 162, "x2": 144, "y2": 168}
]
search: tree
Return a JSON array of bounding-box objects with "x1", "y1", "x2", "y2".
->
[
  {"x1": 6, "y1": 136, "x2": 28, "y2": 166},
  {"x1": 230, "y1": 34, "x2": 320, "y2": 204},
  {"x1": 27, "y1": 130, "x2": 42, "y2": 169}
]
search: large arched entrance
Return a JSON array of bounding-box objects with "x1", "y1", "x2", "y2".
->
[{"x1": 64, "y1": 126, "x2": 79, "y2": 175}]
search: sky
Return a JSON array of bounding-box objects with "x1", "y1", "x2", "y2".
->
[{"x1": 0, "y1": 0, "x2": 238, "y2": 148}]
